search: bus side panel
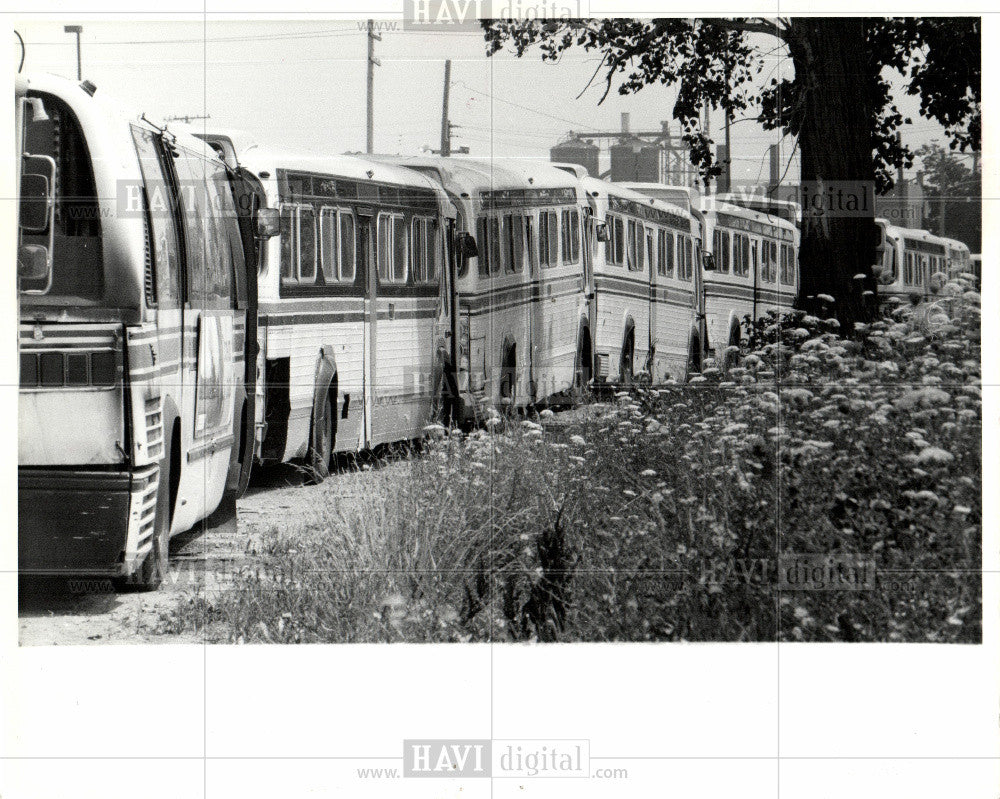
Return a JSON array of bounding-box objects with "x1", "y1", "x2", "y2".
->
[{"x1": 372, "y1": 293, "x2": 438, "y2": 446}]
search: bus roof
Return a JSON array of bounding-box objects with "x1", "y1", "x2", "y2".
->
[
  {"x1": 616, "y1": 182, "x2": 701, "y2": 213},
  {"x1": 700, "y1": 195, "x2": 797, "y2": 231},
  {"x1": 580, "y1": 176, "x2": 696, "y2": 222},
  {"x1": 374, "y1": 155, "x2": 582, "y2": 197},
  {"x1": 196, "y1": 130, "x2": 447, "y2": 194},
  {"x1": 22, "y1": 71, "x2": 216, "y2": 161}
]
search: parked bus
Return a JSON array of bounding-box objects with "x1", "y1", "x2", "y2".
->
[
  {"x1": 581, "y1": 177, "x2": 704, "y2": 382},
  {"x1": 198, "y1": 135, "x2": 458, "y2": 476},
  {"x1": 874, "y1": 219, "x2": 949, "y2": 302},
  {"x1": 16, "y1": 73, "x2": 258, "y2": 588},
  {"x1": 941, "y1": 236, "x2": 972, "y2": 278},
  {"x1": 376, "y1": 156, "x2": 591, "y2": 418},
  {"x1": 699, "y1": 195, "x2": 799, "y2": 360}
]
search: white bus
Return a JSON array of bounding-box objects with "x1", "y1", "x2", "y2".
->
[
  {"x1": 378, "y1": 157, "x2": 591, "y2": 418},
  {"x1": 582, "y1": 177, "x2": 703, "y2": 382},
  {"x1": 17, "y1": 73, "x2": 258, "y2": 588},
  {"x1": 941, "y1": 236, "x2": 972, "y2": 278},
  {"x1": 199, "y1": 136, "x2": 457, "y2": 476},
  {"x1": 699, "y1": 196, "x2": 799, "y2": 359},
  {"x1": 875, "y1": 219, "x2": 949, "y2": 302}
]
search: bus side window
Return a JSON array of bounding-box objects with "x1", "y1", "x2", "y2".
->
[
  {"x1": 489, "y1": 216, "x2": 502, "y2": 275},
  {"x1": 546, "y1": 210, "x2": 559, "y2": 268},
  {"x1": 511, "y1": 215, "x2": 525, "y2": 274},
  {"x1": 561, "y1": 209, "x2": 580, "y2": 265},
  {"x1": 604, "y1": 213, "x2": 613, "y2": 264},
  {"x1": 377, "y1": 213, "x2": 391, "y2": 281},
  {"x1": 320, "y1": 207, "x2": 339, "y2": 284},
  {"x1": 280, "y1": 206, "x2": 295, "y2": 282},
  {"x1": 425, "y1": 219, "x2": 436, "y2": 281},
  {"x1": 476, "y1": 217, "x2": 489, "y2": 277},
  {"x1": 298, "y1": 207, "x2": 317, "y2": 283},
  {"x1": 340, "y1": 211, "x2": 356, "y2": 282},
  {"x1": 131, "y1": 126, "x2": 181, "y2": 309},
  {"x1": 656, "y1": 229, "x2": 667, "y2": 277},
  {"x1": 525, "y1": 215, "x2": 537, "y2": 274},
  {"x1": 208, "y1": 167, "x2": 247, "y2": 309},
  {"x1": 392, "y1": 214, "x2": 407, "y2": 282},
  {"x1": 539, "y1": 212, "x2": 550, "y2": 268}
]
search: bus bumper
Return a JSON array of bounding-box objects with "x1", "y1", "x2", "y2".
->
[{"x1": 18, "y1": 466, "x2": 159, "y2": 577}]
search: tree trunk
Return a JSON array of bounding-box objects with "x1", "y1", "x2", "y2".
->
[{"x1": 787, "y1": 19, "x2": 879, "y2": 330}]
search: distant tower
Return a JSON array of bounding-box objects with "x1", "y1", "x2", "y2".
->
[{"x1": 550, "y1": 133, "x2": 600, "y2": 178}]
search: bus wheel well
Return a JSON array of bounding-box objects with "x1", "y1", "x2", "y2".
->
[
  {"x1": 500, "y1": 339, "x2": 517, "y2": 401},
  {"x1": 167, "y1": 419, "x2": 181, "y2": 528}
]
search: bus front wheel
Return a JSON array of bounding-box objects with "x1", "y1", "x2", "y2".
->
[{"x1": 308, "y1": 391, "x2": 334, "y2": 483}]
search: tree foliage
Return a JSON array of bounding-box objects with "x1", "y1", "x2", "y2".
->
[{"x1": 482, "y1": 17, "x2": 980, "y2": 194}]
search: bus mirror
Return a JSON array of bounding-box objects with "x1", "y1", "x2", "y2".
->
[
  {"x1": 456, "y1": 231, "x2": 479, "y2": 260},
  {"x1": 19, "y1": 173, "x2": 52, "y2": 233},
  {"x1": 255, "y1": 206, "x2": 280, "y2": 239},
  {"x1": 702, "y1": 253, "x2": 717, "y2": 271},
  {"x1": 18, "y1": 244, "x2": 51, "y2": 283},
  {"x1": 595, "y1": 222, "x2": 610, "y2": 243}
]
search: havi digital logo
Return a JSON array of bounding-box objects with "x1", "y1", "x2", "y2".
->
[{"x1": 403, "y1": 739, "x2": 491, "y2": 778}]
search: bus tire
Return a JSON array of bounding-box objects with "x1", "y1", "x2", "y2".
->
[
  {"x1": 307, "y1": 390, "x2": 334, "y2": 483},
  {"x1": 685, "y1": 334, "x2": 703, "y2": 381},
  {"x1": 499, "y1": 342, "x2": 517, "y2": 405},
  {"x1": 723, "y1": 324, "x2": 741, "y2": 371},
  {"x1": 572, "y1": 326, "x2": 593, "y2": 398},
  {"x1": 619, "y1": 326, "x2": 635, "y2": 385}
]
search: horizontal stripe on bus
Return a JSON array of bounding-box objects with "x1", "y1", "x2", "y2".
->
[
  {"x1": 705, "y1": 286, "x2": 795, "y2": 305},
  {"x1": 462, "y1": 287, "x2": 584, "y2": 317},
  {"x1": 461, "y1": 271, "x2": 582, "y2": 298},
  {"x1": 595, "y1": 288, "x2": 696, "y2": 308},
  {"x1": 462, "y1": 277, "x2": 583, "y2": 309}
]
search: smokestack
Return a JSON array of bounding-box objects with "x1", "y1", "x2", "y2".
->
[
  {"x1": 621, "y1": 113, "x2": 630, "y2": 134},
  {"x1": 716, "y1": 144, "x2": 730, "y2": 194},
  {"x1": 769, "y1": 143, "x2": 781, "y2": 191}
]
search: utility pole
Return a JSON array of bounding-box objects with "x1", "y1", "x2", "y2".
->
[
  {"x1": 440, "y1": 59, "x2": 452, "y2": 157},
  {"x1": 703, "y1": 104, "x2": 712, "y2": 193},
  {"x1": 724, "y1": 108, "x2": 732, "y2": 194},
  {"x1": 64, "y1": 25, "x2": 82, "y2": 80},
  {"x1": 366, "y1": 20, "x2": 381, "y2": 154}
]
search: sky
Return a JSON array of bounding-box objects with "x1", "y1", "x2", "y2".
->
[{"x1": 13, "y1": 19, "x2": 958, "y2": 188}]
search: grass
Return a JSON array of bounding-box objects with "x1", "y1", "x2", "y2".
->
[{"x1": 165, "y1": 273, "x2": 982, "y2": 643}]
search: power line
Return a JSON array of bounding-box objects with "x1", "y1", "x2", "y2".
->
[
  {"x1": 22, "y1": 27, "x2": 362, "y2": 46},
  {"x1": 452, "y1": 79, "x2": 603, "y2": 132}
]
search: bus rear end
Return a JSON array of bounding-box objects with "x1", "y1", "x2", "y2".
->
[{"x1": 16, "y1": 74, "x2": 254, "y2": 588}]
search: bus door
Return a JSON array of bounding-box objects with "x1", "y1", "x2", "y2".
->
[
  {"x1": 358, "y1": 210, "x2": 376, "y2": 447},
  {"x1": 434, "y1": 215, "x2": 458, "y2": 424},
  {"x1": 645, "y1": 226, "x2": 657, "y2": 375},
  {"x1": 526, "y1": 209, "x2": 543, "y2": 399},
  {"x1": 751, "y1": 238, "x2": 760, "y2": 319},
  {"x1": 169, "y1": 145, "x2": 241, "y2": 528}
]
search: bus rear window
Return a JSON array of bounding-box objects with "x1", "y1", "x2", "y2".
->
[{"x1": 20, "y1": 93, "x2": 104, "y2": 301}]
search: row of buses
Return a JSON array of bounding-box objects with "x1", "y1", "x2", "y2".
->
[{"x1": 15, "y1": 73, "x2": 976, "y2": 588}]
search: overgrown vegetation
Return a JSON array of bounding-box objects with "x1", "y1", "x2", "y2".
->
[{"x1": 168, "y1": 275, "x2": 981, "y2": 643}]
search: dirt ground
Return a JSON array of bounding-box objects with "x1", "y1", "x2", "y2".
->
[{"x1": 17, "y1": 459, "x2": 385, "y2": 646}]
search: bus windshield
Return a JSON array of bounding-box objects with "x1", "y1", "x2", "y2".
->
[{"x1": 19, "y1": 92, "x2": 104, "y2": 304}]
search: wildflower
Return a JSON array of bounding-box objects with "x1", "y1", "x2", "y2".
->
[
  {"x1": 640, "y1": 469, "x2": 657, "y2": 477},
  {"x1": 539, "y1": 408, "x2": 555, "y2": 419},
  {"x1": 916, "y1": 446, "x2": 954, "y2": 465}
]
